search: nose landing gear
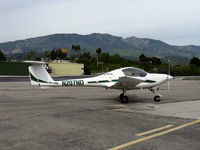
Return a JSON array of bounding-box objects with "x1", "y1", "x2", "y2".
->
[
  {"x1": 154, "y1": 95, "x2": 161, "y2": 102},
  {"x1": 148, "y1": 87, "x2": 163, "y2": 102}
]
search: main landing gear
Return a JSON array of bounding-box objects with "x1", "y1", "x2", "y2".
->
[
  {"x1": 119, "y1": 90, "x2": 128, "y2": 103},
  {"x1": 119, "y1": 88, "x2": 163, "y2": 103},
  {"x1": 148, "y1": 87, "x2": 163, "y2": 102}
]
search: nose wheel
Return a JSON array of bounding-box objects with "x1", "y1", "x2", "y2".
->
[
  {"x1": 149, "y1": 87, "x2": 163, "y2": 102},
  {"x1": 154, "y1": 95, "x2": 161, "y2": 102},
  {"x1": 119, "y1": 90, "x2": 128, "y2": 103}
]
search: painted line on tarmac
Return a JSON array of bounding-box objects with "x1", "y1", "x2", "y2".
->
[
  {"x1": 136, "y1": 124, "x2": 174, "y2": 136},
  {"x1": 108, "y1": 119, "x2": 200, "y2": 150}
]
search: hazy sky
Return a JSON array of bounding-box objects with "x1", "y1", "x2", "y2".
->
[{"x1": 0, "y1": 0, "x2": 200, "y2": 45}]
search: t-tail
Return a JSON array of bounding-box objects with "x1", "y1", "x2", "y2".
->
[{"x1": 25, "y1": 61, "x2": 59, "y2": 87}]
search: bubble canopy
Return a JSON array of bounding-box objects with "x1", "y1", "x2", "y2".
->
[{"x1": 122, "y1": 67, "x2": 147, "y2": 77}]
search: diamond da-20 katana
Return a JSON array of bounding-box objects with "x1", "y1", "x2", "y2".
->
[{"x1": 26, "y1": 61, "x2": 173, "y2": 103}]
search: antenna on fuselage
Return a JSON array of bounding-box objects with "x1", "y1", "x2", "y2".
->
[{"x1": 167, "y1": 60, "x2": 170, "y2": 92}]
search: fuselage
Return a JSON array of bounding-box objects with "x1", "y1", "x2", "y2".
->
[{"x1": 57, "y1": 67, "x2": 173, "y2": 90}]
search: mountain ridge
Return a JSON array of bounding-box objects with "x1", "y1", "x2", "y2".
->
[{"x1": 1, "y1": 33, "x2": 200, "y2": 59}]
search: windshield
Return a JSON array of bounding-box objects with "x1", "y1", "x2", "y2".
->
[{"x1": 122, "y1": 68, "x2": 147, "y2": 77}]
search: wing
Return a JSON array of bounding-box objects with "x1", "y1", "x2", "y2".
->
[{"x1": 109, "y1": 76, "x2": 145, "y2": 90}]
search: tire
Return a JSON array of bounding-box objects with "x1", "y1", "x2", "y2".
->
[
  {"x1": 154, "y1": 95, "x2": 161, "y2": 102},
  {"x1": 119, "y1": 93, "x2": 123, "y2": 99},
  {"x1": 120, "y1": 96, "x2": 128, "y2": 103}
]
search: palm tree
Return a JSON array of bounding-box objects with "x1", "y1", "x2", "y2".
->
[
  {"x1": 96, "y1": 48, "x2": 102, "y2": 67},
  {"x1": 71, "y1": 45, "x2": 81, "y2": 61}
]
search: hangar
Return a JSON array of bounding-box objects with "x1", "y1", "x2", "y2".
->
[{"x1": 48, "y1": 61, "x2": 84, "y2": 76}]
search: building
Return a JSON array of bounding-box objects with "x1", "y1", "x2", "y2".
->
[{"x1": 48, "y1": 61, "x2": 84, "y2": 76}]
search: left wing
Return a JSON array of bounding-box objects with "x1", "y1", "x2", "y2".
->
[{"x1": 109, "y1": 76, "x2": 145, "y2": 89}]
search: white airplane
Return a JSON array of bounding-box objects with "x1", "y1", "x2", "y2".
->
[{"x1": 26, "y1": 61, "x2": 173, "y2": 103}]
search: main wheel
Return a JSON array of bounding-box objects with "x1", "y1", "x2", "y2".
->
[
  {"x1": 119, "y1": 93, "x2": 123, "y2": 99},
  {"x1": 154, "y1": 95, "x2": 161, "y2": 102},
  {"x1": 120, "y1": 96, "x2": 128, "y2": 103}
]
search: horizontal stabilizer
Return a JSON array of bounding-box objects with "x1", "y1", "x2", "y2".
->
[{"x1": 24, "y1": 61, "x2": 46, "y2": 64}]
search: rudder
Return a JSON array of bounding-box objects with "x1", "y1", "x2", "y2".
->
[{"x1": 25, "y1": 61, "x2": 55, "y2": 86}]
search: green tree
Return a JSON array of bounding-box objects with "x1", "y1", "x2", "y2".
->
[
  {"x1": 0, "y1": 50, "x2": 6, "y2": 61},
  {"x1": 57, "y1": 49, "x2": 67, "y2": 60},
  {"x1": 149, "y1": 57, "x2": 161, "y2": 65},
  {"x1": 110, "y1": 54, "x2": 124, "y2": 64},
  {"x1": 26, "y1": 51, "x2": 35, "y2": 60},
  {"x1": 44, "y1": 51, "x2": 50, "y2": 60},
  {"x1": 50, "y1": 49, "x2": 57, "y2": 60},
  {"x1": 71, "y1": 45, "x2": 81, "y2": 61},
  {"x1": 96, "y1": 48, "x2": 102, "y2": 67},
  {"x1": 139, "y1": 54, "x2": 147, "y2": 62},
  {"x1": 49, "y1": 49, "x2": 67, "y2": 60},
  {"x1": 79, "y1": 52, "x2": 92, "y2": 61},
  {"x1": 100, "y1": 53, "x2": 110, "y2": 64},
  {"x1": 190, "y1": 56, "x2": 200, "y2": 67}
]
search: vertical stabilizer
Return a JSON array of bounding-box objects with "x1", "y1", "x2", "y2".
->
[{"x1": 25, "y1": 61, "x2": 55, "y2": 86}]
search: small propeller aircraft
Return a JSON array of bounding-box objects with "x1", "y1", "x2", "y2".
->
[{"x1": 25, "y1": 61, "x2": 173, "y2": 103}]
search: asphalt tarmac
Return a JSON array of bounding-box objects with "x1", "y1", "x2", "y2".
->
[{"x1": 0, "y1": 79, "x2": 200, "y2": 150}]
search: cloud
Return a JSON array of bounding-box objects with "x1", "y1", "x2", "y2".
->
[{"x1": 0, "y1": 0, "x2": 200, "y2": 45}]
